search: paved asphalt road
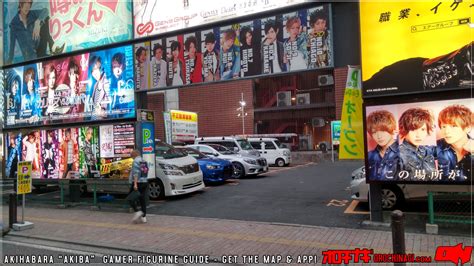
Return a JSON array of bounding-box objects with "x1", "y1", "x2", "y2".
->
[{"x1": 147, "y1": 160, "x2": 366, "y2": 228}]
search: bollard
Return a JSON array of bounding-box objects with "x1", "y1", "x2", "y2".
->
[
  {"x1": 391, "y1": 210, "x2": 406, "y2": 266},
  {"x1": 9, "y1": 193, "x2": 18, "y2": 228}
]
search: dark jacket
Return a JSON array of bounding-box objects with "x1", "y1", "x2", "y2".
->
[
  {"x1": 261, "y1": 40, "x2": 286, "y2": 74},
  {"x1": 367, "y1": 141, "x2": 400, "y2": 181},
  {"x1": 436, "y1": 138, "x2": 472, "y2": 182},
  {"x1": 399, "y1": 140, "x2": 436, "y2": 181}
]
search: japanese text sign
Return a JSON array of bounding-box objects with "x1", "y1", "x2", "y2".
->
[
  {"x1": 339, "y1": 66, "x2": 364, "y2": 159},
  {"x1": 17, "y1": 161, "x2": 32, "y2": 194}
]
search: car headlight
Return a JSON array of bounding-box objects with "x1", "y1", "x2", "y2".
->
[
  {"x1": 159, "y1": 163, "x2": 179, "y2": 170},
  {"x1": 163, "y1": 170, "x2": 183, "y2": 176},
  {"x1": 244, "y1": 159, "x2": 257, "y2": 165},
  {"x1": 283, "y1": 150, "x2": 290, "y2": 156},
  {"x1": 354, "y1": 172, "x2": 364, "y2": 180},
  {"x1": 206, "y1": 164, "x2": 219, "y2": 170}
]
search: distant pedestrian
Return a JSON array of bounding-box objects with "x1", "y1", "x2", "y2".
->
[{"x1": 129, "y1": 149, "x2": 149, "y2": 223}]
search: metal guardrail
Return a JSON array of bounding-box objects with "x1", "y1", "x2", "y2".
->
[
  {"x1": 10, "y1": 180, "x2": 135, "y2": 210},
  {"x1": 428, "y1": 191, "x2": 473, "y2": 225}
]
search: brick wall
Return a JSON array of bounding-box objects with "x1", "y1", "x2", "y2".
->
[
  {"x1": 179, "y1": 80, "x2": 254, "y2": 137},
  {"x1": 334, "y1": 66, "x2": 348, "y2": 120},
  {"x1": 146, "y1": 92, "x2": 166, "y2": 141}
]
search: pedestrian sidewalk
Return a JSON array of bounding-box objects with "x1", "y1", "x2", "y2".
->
[{"x1": 3, "y1": 206, "x2": 473, "y2": 263}]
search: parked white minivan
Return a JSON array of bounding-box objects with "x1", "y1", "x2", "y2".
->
[
  {"x1": 86, "y1": 141, "x2": 204, "y2": 200},
  {"x1": 194, "y1": 136, "x2": 261, "y2": 157},
  {"x1": 151, "y1": 140, "x2": 205, "y2": 199},
  {"x1": 248, "y1": 138, "x2": 291, "y2": 167}
]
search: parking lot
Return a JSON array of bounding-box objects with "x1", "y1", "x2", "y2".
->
[{"x1": 9, "y1": 159, "x2": 471, "y2": 235}]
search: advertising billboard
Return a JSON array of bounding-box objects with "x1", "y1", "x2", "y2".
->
[
  {"x1": 135, "y1": 4, "x2": 332, "y2": 90},
  {"x1": 134, "y1": 0, "x2": 311, "y2": 38},
  {"x1": 360, "y1": 2, "x2": 472, "y2": 96},
  {"x1": 4, "y1": 45, "x2": 135, "y2": 129},
  {"x1": 3, "y1": 0, "x2": 132, "y2": 65},
  {"x1": 79, "y1": 126, "x2": 100, "y2": 178},
  {"x1": 170, "y1": 110, "x2": 198, "y2": 143},
  {"x1": 365, "y1": 97, "x2": 473, "y2": 184}
]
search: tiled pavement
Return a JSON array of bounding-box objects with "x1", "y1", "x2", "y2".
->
[{"x1": 2, "y1": 206, "x2": 473, "y2": 264}]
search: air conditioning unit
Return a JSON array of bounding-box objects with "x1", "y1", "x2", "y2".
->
[
  {"x1": 318, "y1": 74, "x2": 334, "y2": 86},
  {"x1": 276, "y1": 91, "x2": 291, "y2": 107},
  {"x1": 296, "y1": 93, "x2": 310, "y2": 105},
  {"x1": 311, "y1": 117, "x2": 326, "y2": 127}
]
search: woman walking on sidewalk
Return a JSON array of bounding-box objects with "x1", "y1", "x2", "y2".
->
[{"x1": 129, "y1": 150, "x2": 149, "y2": 224}]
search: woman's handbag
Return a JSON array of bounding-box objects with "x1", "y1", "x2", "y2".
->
[{"x1": 126, "y1": 190, "x2": 140, "y2": 203}]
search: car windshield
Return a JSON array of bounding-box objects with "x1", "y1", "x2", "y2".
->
[
  {"x1": 184, "y1": 148, "x2": 207, "y2": 159},
  {"x1": 274, "y1": 140, "x2": 285, "y2": 148},
  {"x1": 237, "y1": 139, "x2": 254, "y2": 150},
  {"x1": 208, "y1": 144, "x2": 235, "y2": 154},
  {"x1": 155, "y1": 141, "x2": 187, "y2": 159}
]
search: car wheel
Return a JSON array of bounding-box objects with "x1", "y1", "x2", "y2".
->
[
  {"x1": 232, "y1": 162, "x2": 245, "y2": 179},
  {"x1": 276, "y1": 158, "x2": 285, "y2": 167},
  {"x1": 381, "y1": 186, "x2": 404, "y2": 210},
  {"x1": 148, "y1": 179, "x2": 165, "y2": 200}
]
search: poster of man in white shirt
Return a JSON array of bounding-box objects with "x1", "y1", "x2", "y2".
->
[{"x1": 150, "y1": 39, "x2": 168, "y2": 88}]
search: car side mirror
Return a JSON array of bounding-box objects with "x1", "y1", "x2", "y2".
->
[{"x1": 233, "y1": 147, "x2": 239, "y2": 152}]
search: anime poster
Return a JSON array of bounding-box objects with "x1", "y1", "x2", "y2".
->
[
  {"x1": 307, "y1": 5, "x2": 332, "y2": 69},
  {"x1": 79, "y1": 126, "x2": 100, "y2": 179},
  {"x1": 21, "y1": 130, "x2": 41, "y2": 179},
  {"x1": 6, "y1": 132, "x2": 22, "y2": 179},
  {"x1": 260, "y1": 16, "x2": 286, "y2": 75},
  {"x1": 5, "y1": 68, "x2": 23, "y2": 127},
  {"x1": 133, "y1": 0, "x2": 310, "y2": 37},
  {"x1": 166, "y1": 36, "x2": 185, "y2": 87},
  {"x1": 3, "y1": 0, "x2": 132, "y2": 65},
  {"x1": 40, "y1": 129, "x2": 59, "y2": 179},
  {"x1": 220, "y1": 25, "x2": 241, "y2": 80},
  {"x1": 58, "y1": 127, "x2": 80, "y2": 179},
  {"x1": 282, "y1": 10, "x2": 308, "y2": 71},
  {"x1": 150, "y1": 39, "x2": 168, "y2": 89},
  {"x1": 135, "y1": 42, "x2": 151, "y2": 90},
  {"x1": 201, "y1": 28, "x2": 220, "y2": 82},
  {"x1": 365, "y1": 98, "x2": 473, "y2": 184},
  {"x1": 183, "y1": 33, "x2": 203, "y2": 84},
  {"x1": 360, "y1": 2, "x2": 471, "y2": 96},
  {"x1": 240, "y1": 20, "x2": 262, "y2": 77}
]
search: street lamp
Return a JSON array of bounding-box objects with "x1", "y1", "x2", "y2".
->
[{"x1": 237, "y1": 92, "x2": 248, "y2": 135}]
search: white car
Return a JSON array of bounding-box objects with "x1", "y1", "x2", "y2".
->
[
  {"x1": 188, "y1": 144, "x2": 268, "y2": 178},
  {"x1": 248, "y1": 137, "x2": 291, "y2": 167},
  {"x1": 194, "y1": 136, "x2": 261, "y2": 157},
  {"x1": 350, "y1": 166, "x2": 471, "y2": 209}
]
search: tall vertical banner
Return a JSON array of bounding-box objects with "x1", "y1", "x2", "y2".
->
[
  {"x1": 339, "y1": 66, "x2": 364, "y2": 159},
  {"x1": 163, "y1": 112, "x2": 172, "y2": 144},
  {"x1": 137, "y1": 110, "x2": 156, "y2": 179}
]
